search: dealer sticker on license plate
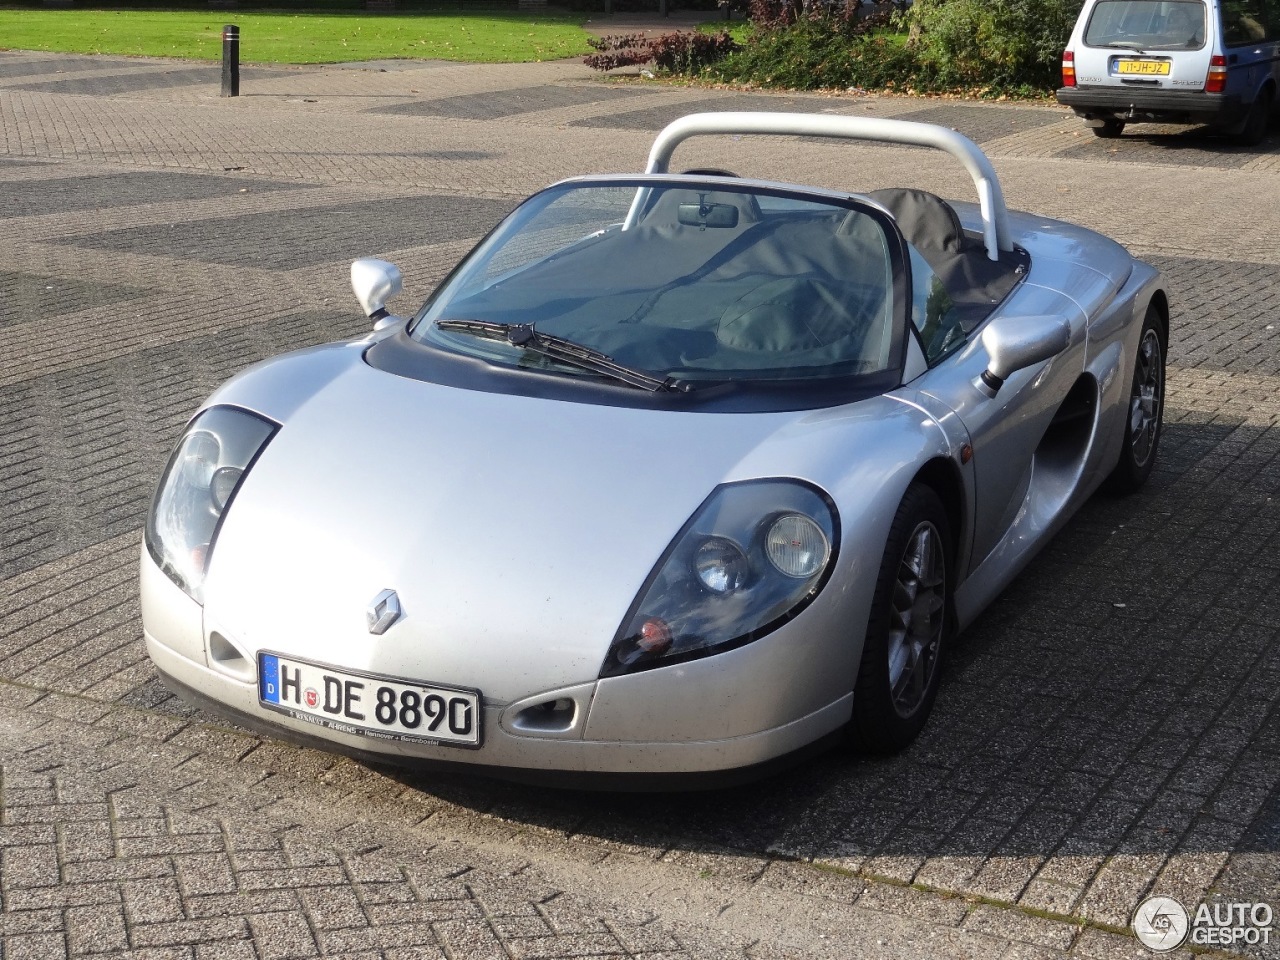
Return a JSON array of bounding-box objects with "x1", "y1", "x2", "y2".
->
[
  {"x1": 258, "y1": 652, "x2": 481, "y2": 747},
  {"x1": 1117, "y1": 59, "x2": 1170, "y2": 75}
]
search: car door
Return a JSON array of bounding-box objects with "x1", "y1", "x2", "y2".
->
[
  {"x1": 908, "y1": 272, "x2": 1090, "y2": 576},
  {"x1": 1219, "y1": 0, "x2": 1279, "y2": 99}
]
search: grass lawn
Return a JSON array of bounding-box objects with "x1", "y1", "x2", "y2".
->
[
  {"x1": 697, "y1": 19, "x2": 752, "y2": 42},
  {"x1": 0, "y1": 10, "x2": 593, "y2": 63}
]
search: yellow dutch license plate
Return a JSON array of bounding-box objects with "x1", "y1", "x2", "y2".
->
[{"x1": 1117, "y1": 60, "x2": 1171, "y2": 75}]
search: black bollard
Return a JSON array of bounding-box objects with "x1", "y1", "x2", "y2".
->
[{"x1": 221, "y1": 24, "x2": 240, "y2": 97}]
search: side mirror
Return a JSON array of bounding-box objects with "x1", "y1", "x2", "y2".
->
[
  {"x1": 351, "y1": 258, "x2": 403, "y2": 325},
  {"x1": 977, "y1": 315, "x2": 1071, "y2": 397}
]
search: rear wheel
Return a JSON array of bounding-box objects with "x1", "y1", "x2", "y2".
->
[
  {"x1": 1234, "y1": 88, "x2": 1273, "y2": 147},
  {"x1": 850, "y1": 484, "x2": 952, "y2": 754},
  {"x1": 1104, "y1": 307, "x2": 1165, "y2": 494},
  {"x1": 1092, "y1": 119, "x2": 1126, "y2": 138}
]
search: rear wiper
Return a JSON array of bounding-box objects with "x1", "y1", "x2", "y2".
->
[
  {"x1": 435, "y1": 319, "x2": 689, "y2": 393},
  {"x1": 1107, "y1": 41, "x2": 1148, "y2": 50}
]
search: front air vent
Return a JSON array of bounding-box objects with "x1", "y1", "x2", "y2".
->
[
  {"x1": 511, "y1": 698, "x2": 578, "y2": 734},
  {"x1": 208, "y1": 631, "x2": 254, "y2": 683}
]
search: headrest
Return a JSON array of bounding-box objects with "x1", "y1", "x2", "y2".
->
[{"x1": 866, "y1": 188, "x2": 964, "y2": 254}]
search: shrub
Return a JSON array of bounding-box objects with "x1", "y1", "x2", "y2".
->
[
  {"x1": 584, "y1": 33, "x2": 653, "y2": 71},
  {"x1": 906, "y1": 0, "x2": 1083, "y2": 88},
  {"x1": 651, "y1": 29, "x2": 740, "y2": 71},
  {"x1": 708, "y1": 7, "x2": 910, "y2": 90},
  {"x1": 585, "y1": 30, "x2": 738, "y2": 72},
  {"x1": 586, "y1": 0, "x2": 1073, "y2": 95}
]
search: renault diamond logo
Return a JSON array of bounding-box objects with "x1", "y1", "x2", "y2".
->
[{"x1": 366, "y1": 589, "x2": 402, "y2": 635}]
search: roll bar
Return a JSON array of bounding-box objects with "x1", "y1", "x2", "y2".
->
[{"x1": 641, "y1": 112, "x2": 1013, "y2": 261}]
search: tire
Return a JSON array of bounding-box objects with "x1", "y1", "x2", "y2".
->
[
  {"x1": 1092, "y1": 119, "x2": 1125, "y2": 139},
  {"x1": 850, "y1": 483, "x2": 953, "y2": 754},
  {"x1": 1234, "y1": 89, "x2": 1273, "y2": 147},
  {"x1": 1103, "y1": 306, "x2": 1166, "y2": 494}
]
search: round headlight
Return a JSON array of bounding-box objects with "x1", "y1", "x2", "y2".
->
[
  {"x1": 766, "y1": 514, "x2": 830, "y2": 578},
  {"x1": 179, "y1": 430, "x2": 220, "y2": 487},
  {"x1": 694, "y1": 537, "x2": 749, "y2": 594},
  {"x1": 209, "y1": 466, "x2": 243, "y2": 512}
]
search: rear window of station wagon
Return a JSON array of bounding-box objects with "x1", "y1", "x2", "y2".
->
[{"x1": 1084, "y1": 0, "x2": 1208, "y2": 48}]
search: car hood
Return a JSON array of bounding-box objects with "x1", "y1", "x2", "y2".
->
[{"x1": 202, "y1": 353, "x2": 822, "y2": 703}]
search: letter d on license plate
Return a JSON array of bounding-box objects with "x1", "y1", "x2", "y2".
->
[{"x1": 258, "y1": 652, "x2": 481, "y2": 747}]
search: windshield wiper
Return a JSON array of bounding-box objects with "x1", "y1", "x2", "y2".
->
[
  {"x1": 1107, "y1": 41, "x2": 1149, "y2": 50},
  {"x1": 435, "y1": 319, "x2": 688, "y2": 393}
]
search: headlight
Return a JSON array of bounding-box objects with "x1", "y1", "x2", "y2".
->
[
  {"x1": 145, "y1": 406, "x2": 277, "y2": 603},
  {"x1": 601, "y1": 480, "x2": 838, "y2": 678}
]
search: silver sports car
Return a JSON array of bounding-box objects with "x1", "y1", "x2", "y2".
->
[{"x1": 142, "y1": 113, "x2": 1167, "y2": 785}]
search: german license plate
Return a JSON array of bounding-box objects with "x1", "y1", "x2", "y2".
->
[
  {"x1": 258, "y1": 652, "x2": 481, "y2": 748},
  {"x1": 1117, "y1": 59, "x2": 1170, "y2": 75}
]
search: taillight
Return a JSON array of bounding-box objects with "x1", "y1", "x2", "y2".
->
[
  {"x1": 1206, "y1": 55, "x2": 1227, "y2": 93},
  {"x1": 1063, "y1": 50, "x2": 1077, "y2": 87}
]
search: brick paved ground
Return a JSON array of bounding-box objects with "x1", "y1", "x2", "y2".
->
[{"x1": 2, "y1": 49, "x2": 1280, "y2": 959}]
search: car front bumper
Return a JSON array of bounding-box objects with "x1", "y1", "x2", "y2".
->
[
  {"x1": 1056, "y1": 86, "x2": 1245, "y2": 126},
  {"x1": 141, "y1": 547, "x2": 854, "y2": 786}
]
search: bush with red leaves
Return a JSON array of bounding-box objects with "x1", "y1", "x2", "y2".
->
[{"x1": 585, "y1": 30, "x2": 739, "y2": 73}]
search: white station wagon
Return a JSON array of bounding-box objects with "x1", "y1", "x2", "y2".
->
[{"x1": 1058, "y1": 0, "x2": 1279, "y2": 143}]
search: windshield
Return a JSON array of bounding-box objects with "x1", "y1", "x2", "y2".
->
[
  {"x1": 1084, "y1": 0, "x2": 1207, "y2": 49},
  {"x1": 411, "y1": 180, "x2": 901, "y2": 386}
]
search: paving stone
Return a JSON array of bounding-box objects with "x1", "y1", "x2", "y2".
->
[
  {"x1": 7, "y1": 66, "x2": 289, "y2": 97},
  {"x1": 899, "y1": 104, "x2": 1064, "y2": 143},
  {"x1": 854, "y1": 883, "x2": 967, "y2": 926},
  {"x1": 430, "y1": 919, "x2": 507, "y2": 960},
  {"x1": 316, "y1": 921, "x2": 439, "y2": 952},
  {"x1": 999, "y1": 945, "x2": 1070, "y2": 960},
  {"x1": 64, "y1": 903, "x2": 129, "y2": 954},
  {"x1": 1057, "y1": 126, "x2": 1279, "y2": 168},
  {"x1": 129, "y1": 917, "x2": 250, "y2": 949},
  {"x1": 122, "y1": 878, "x2": 186, "y2": 925},
  {"x1": 2, "y1": 842, "x2": 61, "y2": 887},
  {"x1": 961, "y1": 905, "x2": 1079, "y2": 950},
  {"x1": 0, "y1": 271, "x2": 147, "y2": 327},
  {"x1": 0, "y1": 57, "x2": 141, "y2": 79},
  {"x1": 571, "y1": 93, "x2": 854, "y2": 131},
  {"x1": 2, "y1": 932, "x2": 70, "y2": 960},
  {"x1": 194, "y1": 944, "x2": 259, "y2": 960},
  {"x1": 245, "y1": 910, "x2": 319, "y2": 960},
  {"x1": 185, "y1": 891, "x2": 300, "y2": 920},
  {"x1": 373, "y1": 84, "x2": 651, "y2": 120},
  {"x1": 54, "y1": 195, "x2": 515, "y2": 270},
  {"x1": 0, "y1": 172, "x2": 310, "y2": 220}
]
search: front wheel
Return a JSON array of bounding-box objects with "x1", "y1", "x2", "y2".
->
[
  {"x1": 1104, "y1": 306, "x2": 1165, "y2": 494},
  {"x1": 1092, "y1": 119, "x2": 1126, "y2": 138},
  {"x1": 850, "y1": 484, "x2": 953, "y2": 754}
]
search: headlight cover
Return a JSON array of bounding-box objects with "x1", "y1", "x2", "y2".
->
[
  {"x1": 145, "y1": 406, "x2": 278, "y2": 603},
  {"x1": 601, "y1": 480, "x2": 839, "y2": 678}
]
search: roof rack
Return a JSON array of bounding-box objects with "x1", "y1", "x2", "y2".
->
[{"x1": 644, "y1": 112, "x2": 1013, "y2": 261}]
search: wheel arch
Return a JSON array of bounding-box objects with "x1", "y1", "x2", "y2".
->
[
  {"x1": 1146, "y1": 287, "x2": 1170, "y2": 345},
  {"x1": 910, "y1": 457, "x2": 966, "y2": 568}
]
